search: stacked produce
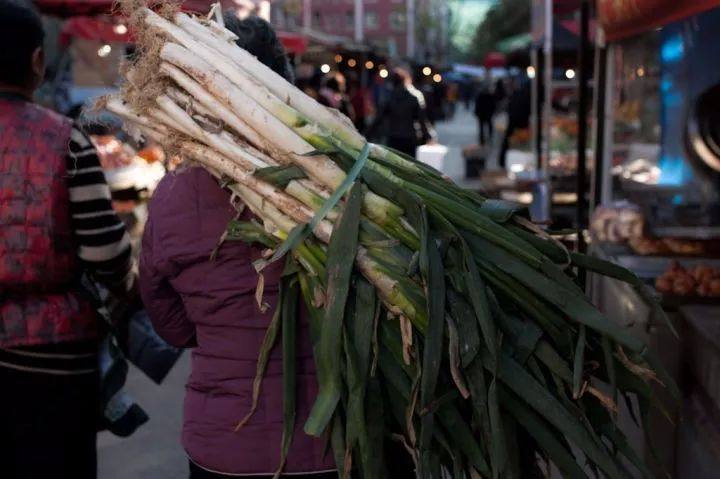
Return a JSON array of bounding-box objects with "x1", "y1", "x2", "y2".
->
[
  {"x1": 656, "y1": 261, "x2": 720, "y2": 297},
  {"x1": 106, "y1": 4, "x2": 676, "y2": 478}
]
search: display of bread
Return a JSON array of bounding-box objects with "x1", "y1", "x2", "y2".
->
[
  {"x1": 629, "y1": 237, "x2": 708, "y2": 256},
  {"x1": 655, "y1": 261, "x2": 720, "y2": 297},
  {"x1": 628, "y1": 237, "x2": 670, "y2": 255},
  {"x1": 591, "y1": 202, "x2": 644, "y2": 243}
]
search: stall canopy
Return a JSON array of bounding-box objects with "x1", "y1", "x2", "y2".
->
[
  {"x1": 277, "y1": 32, "x2": 307, "y2": 56},
  {"x1": 39, "y1": 1, "x2": 308, "y2": 55},
  {"x1": 59, "y1": 16, "x2": 132, "y2": 46},
  {"x1": 599, "y1": 0, "x2": 720, "y2": 41},
  {"x1": 497, "y1": 33, "x2": 532, "y2": 54},
  {"x1": 552, "y1": 0, "x2": 581, "y2": 15},
  {"x1": 34, "y1": 0, "x2": 233, "y2": 16},
  {"x1": 483, "y1": 52, "x2": 507, "y2": 68}
]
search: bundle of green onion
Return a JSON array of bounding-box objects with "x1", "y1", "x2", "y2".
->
[{"x1": 109, "y1": 4, "x2": 676, "y2": 478}]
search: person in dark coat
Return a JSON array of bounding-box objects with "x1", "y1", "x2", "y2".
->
[
  {"x1": 0, "y1": 2, "x2": 134, "y2": 478},
  {"x1": 367, "y1": 68, "x2": 436, "y2": 157},
  {"x1": 474, "y1": 83, "x2": 496, "y2": 146},
  {"x1": 317, "y1": 71, "x2": 355, "y2": 123},
  {"x1": 141, "y1": 15, "x2": 415, "y2": 479},
  {"x1": 499, "y1": 79, "x2": 531, "y2": 168}
]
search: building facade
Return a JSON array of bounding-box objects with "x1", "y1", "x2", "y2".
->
[{"x1": 271, "y1": 0, "x2": 448, "y2": 61}]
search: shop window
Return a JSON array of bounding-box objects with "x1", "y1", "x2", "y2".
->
[
  {"x1": 390, "y1": 12, "x2": 406, "y2": 32},
  {"x1": 365, "y1": 12, "x2": 378, "y2": 30}
]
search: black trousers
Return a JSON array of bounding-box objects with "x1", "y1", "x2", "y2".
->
[
  {"x1": 499, "y1": 122, "x2": 517, "y2": 169},
  {"x1": 0, "y1": 366, "x2": 99, "y2": 479},
  {"x1": 189, "y1": 462, "x2": 337, "y2": 478},
  {"x1": 478, "y1": 117, "x2": 493, "y2": 145},
  {"x1": 387, "y1": 137, "x2": 419, "y2": 159}
]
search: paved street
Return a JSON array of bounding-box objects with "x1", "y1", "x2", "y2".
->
[
  {"x1": 96, "y1": 108, "x2": 480, "y2": 479},
  {"x1": 434, "y1": 105, "x2": 480, "y2": 181},
  {"x1": 98, "y1": 353, "x2": 190, "y2": 478}
]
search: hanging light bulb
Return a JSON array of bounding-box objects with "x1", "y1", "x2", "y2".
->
[{"x1": 97, "y1": 44, "x2": 112, "y2": 57}]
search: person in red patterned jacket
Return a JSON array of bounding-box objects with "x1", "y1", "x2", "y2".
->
[{"x1": 0, "y1": 2, "x2": 134, "y2": 478}]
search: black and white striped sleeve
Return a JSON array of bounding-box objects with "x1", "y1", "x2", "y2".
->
[{"x1": 66, "y1": 126, "x2": 133, "y2": 292}]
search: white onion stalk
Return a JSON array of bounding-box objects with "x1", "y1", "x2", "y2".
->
[
  {"x1": 232, "y1": 184, "x2": 297, "y2": 236},
  {"x1": 140, "y1": 9, "x2": 312, "y2": 150},
  {"x1": 223, "y1": 180, "x2": 410, "y2": 319},
  {"x1": 104, "y1": 96, "x2": 168, "y2": 134},
  {"x1": 166, "y1": 87, "x2": 216, "y2": 120},
  {"x1": 155, "y1": 26, "x2": 341, "y2": 160},
  {"x1": 144, "y1": 11, "x2": 373, "y2": 197},
  {"x1": 161, "y1": 63, "x2": 269, "y2": 153},
  {"x1": 156, "y1": 35, "x2": 402, "y2": 219},
  {"x1": 159, "y1": 42, "x2": 346, "y2": 189},
  {"x1": 159, "y1": 43, "x2": 307, "y2": 154},
  {"x1": 155, "y1": 94, "x2": 267, "y2": 170},
  {"x1": 148, "y1": 106, "x2": 195, "y2": 138},
  {"x1": 179, "y1": 142, "x2": 335, "y2": 240},
  {"x1": 177, "y1": 12, "x2": 419, "y2": 172},
  {"x1": 145, "y1": 19, "x2": 401, "y2": 217},
  {"x1": 135, "y1": 124, "x2": 167, "y2": 145},
  {"x1": 172, "y1": 11, "x2": 364, "y2": 149}
]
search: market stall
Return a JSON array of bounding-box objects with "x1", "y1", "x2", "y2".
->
[
  {"x1": 481, "y1": 5, "x2": 587, "y2": 231},
  {"x1": 590, "y1": 2, "x2": 720, "y2": 476}
]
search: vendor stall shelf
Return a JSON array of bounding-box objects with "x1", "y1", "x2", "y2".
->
[{"x1": 591, "y1": 2, "x2": 720, "y2": 477}]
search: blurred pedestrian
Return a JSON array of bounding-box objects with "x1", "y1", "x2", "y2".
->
[
  {"x1": 494, "y1": 78, "x2": 508, "y2": 107},
  {"x1": 318, "y1": 71, "x2": 355, "y2": 122},
  {"x1": 460, "y1": 79, "x2": 475, "y2": 110},
  {"x1": 0, "y1": 2, "x2": 135, "y2": 478},
  {"x1": 349, "y1": 76, "x2": 372, "y2": 132},
  {"x1": 141, "y1": 15, "x2": 342, "y2": 479},
  {"x1": 499, "y1": 78, "x2": 531, "y2": 168},
  {"x1": 474, "y1": 82, "x2": 496, "y2": 146},
  {"x1": 446, "y1": 82, "x2": 459, "y2": 118},
  {"x1": 367, "y1": 68, "x2": 436, "y2": 157},
  {"x1": 420, "y1": 78, "x2": 438, "y2": 123}
]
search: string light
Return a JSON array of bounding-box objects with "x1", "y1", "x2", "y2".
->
[
  {"x1": 334, "y1": 54, "x2": 343, "y2": 63},
  {"x1": 113, "y1": 24, "x2": 128, "y2": 35},
  {"x1": 526, "y1": 66, "x2": 536, "y2": 78},
  {"x1": 348, "y1": 58, "x2": 357, "y2": 67},
  {"x1": 422, "y1": 66, "x2": 432, "y2": 76},
  {"x1": 379, "y1": 68, "x2": 389, "y2": 79},
  {"x1": 365, "y1": 60, "x2": 374, "y2": 70},
  {"x1": 565, "y1": 68, "x2": 576, "y2": 79},
  {"x1": 320, "y1": 64, "x2": 331, "y2": 74},
  {"x1": 97, "y1": 44, "x2": 112, "y2": 57},
  {"x1": 433, "y1": 73, "x2": 442, "y2": 83}
]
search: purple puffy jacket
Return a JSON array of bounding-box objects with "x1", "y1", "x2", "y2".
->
[{"x1": 139, "y1": 167, "x2": 334, "y2": 475}]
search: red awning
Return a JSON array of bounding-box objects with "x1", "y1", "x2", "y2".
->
[
  {"x1": 59, "y1": 16, "x2": 132, "y2": 46},
  {"x1": 277, "y1": 32, "x2": 307, "y2": 56},
  {"x1": 599, "y1": 0, "x2": 720, "y2": 41},
  {"x1": 560, "y1": 19, "x2": 596, "y2": 42},
  {"x1": 34, "y1": 0, "x2": 232, "y2": 17},
  {"x1": 483, "y1": 52, "x2": 507, "y2": 68},
  {"x1": 553, "y1": 0, "x2": 581, "y2": 15}
]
